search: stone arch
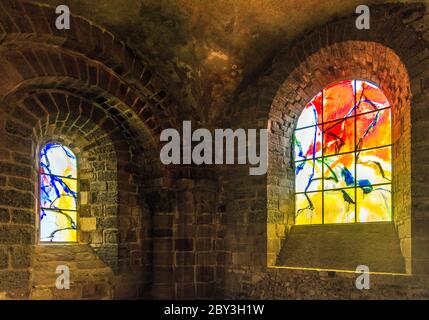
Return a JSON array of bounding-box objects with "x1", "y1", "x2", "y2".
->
[
  {"x1": 0, "y1": 42, "x2": 170, "y2": 148},
  {"x1": 233, "y1": 3, "x2": 425, "y2": 121},
  {"x1": 0, "y1": 0, "x2": 180, "y2": 135},
  {"x1": 267, "y1": 41, "x2": 411, "y2": 272},
  {"x1": 0, "y1": 86, "x2": 156, "y2": 298},
  {"x1": 0, "y1": 1, "x2": 185, "y2": 298},
  {"x1": 223, "y1": 2, "x2": 429, "y2": 299}
]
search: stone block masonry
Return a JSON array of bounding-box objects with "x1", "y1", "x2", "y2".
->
[{"x1": 0, "y1": 0, "x2": 428, "y2": 300}]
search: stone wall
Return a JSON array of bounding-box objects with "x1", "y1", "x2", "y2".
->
[
  {"x1": 265, "y1": 40, "x2": 411, "y2": 270},
  {"x1": 0, "y1": 0, "x2": 168, "y2": 299},
  {"x1": 1, "y1": 1, "x2": 429, "y2": 300},
  {"x1": 31, "y1": 245, "x2": 114, "y2": 299},
  {"x1": 149, "y1": 166, "x2": 224, "y2": 299},
  {"x1": 226, "y1": 267, "x2": 429, "y2": 299},
  {"x1": 221, "y1": 3, "x2": 429, "y2": 299}
]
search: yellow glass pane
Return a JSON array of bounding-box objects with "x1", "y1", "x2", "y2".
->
[
  {"x1": 295, "y1": 192, "x2": 323, "y2": 225},
  {"x1": 324, "y1": 189, "x2": 355, "y2": 223},
  {"x1": 40, "y1": 174, "x2": 78, "y2": 211},
  {"x1": 357, "y1": 185, "x2": 391, "y2": 222}
]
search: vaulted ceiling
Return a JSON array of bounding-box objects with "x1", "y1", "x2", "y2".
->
[{"x1": 38, "y1": 0, "x2": 418, "y2": 125}]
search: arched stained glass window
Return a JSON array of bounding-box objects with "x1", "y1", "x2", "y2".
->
[
  {"x1": 293, "y1": 80, "x2": 392, "y2": 225},
  {"x1": 40, "y1": 143, "x2": 78, "y2": 242}
]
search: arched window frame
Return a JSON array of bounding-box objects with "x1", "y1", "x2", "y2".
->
[
  {"x1": 293, "y1": 79, "x2": 393, "y2": 225},
  {"x1": 38, "y1": 141, "x2": 79, "y2": 243}
]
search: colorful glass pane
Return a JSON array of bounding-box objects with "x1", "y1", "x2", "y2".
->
[
  {"x1": 355, "y1": 80, "x2": 389, "y2": 114},
  {"x1": 323, "y1": 153, "x2": 355, "y2": 190},
  {"x1": 356, "y1": 109, "x2": 391, "y2": 150},
  {"x1": 324, "y1": 189, "x2": 355, "y2": 224},
  {"x1": 40, "y1": 174, "x2": 78, "y2": 210},
  {"x1": 40, "y1": 209, "x2": 77, "y2": 242},
  {"x1": 296, "y1": 92, "x2": 323, "y2": 129},
  {"x1": 294, "y1": 80, "x2": 392, "y2": 225},
  {"x1": 357, "y1": 184, "x2": 391, "y2": 222},
  {"x1": 323, "y1": 117, "x2": 355, "y2": 156},
  {"x1": 293, "y1": 126, "x2": 322, "y2": 161},
  {"x1": 40, "y1": 143, "x2": 77, "y2": 178},
  {"x1": 295, "y1": 192, "x2": 323, "y2": 225},
  {"x1": 295, "y1": 160, "x2": 323, "y2": 193},
  {"x1": 40, "y1": 143, "x2": 77, "y2": 242},
  {"x1": 357, "y1": 147, "x2": 392, "y2": 186},
  {"x1": 323, "y1": 80, "x2": 355, "y2": 122}
]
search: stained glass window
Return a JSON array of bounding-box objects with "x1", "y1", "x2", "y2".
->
[
  {"x1": 40, "y1": 143, "x2": 78, "y2": 242},
  {"x1": 294, "y1": 80, "x2": 392, "y2": 225}
]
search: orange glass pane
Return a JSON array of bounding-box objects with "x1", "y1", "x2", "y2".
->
[
  {"x1": 323, "y1": 80, "x2": 355, "y2": 122},
  {"x1": 356, "y1": 109, "x2": 391, "y2": 150},
  {"x1": 355, "y1": 81, "x2": 389, "y2": 114}
]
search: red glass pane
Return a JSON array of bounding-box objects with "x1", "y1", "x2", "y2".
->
[
  {"x1": 323, "y1": 117, "x2": 355, "y2": 156},
  {"x1": 355, "y1": 81, "x2": 389, "y2": 114},
  {"x1": 356, "y1": 109, "x2": 391, "y2": 150}
]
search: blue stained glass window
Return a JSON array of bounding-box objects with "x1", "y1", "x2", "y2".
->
[{"x1": 40, "y1": 143, "x2": 78, "y2": 242}]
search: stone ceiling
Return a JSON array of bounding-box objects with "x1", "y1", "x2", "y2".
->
[{"x1": 37, "y1": 0, "x2": 418, "y2": 126}]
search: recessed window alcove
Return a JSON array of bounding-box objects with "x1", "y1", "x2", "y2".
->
[{"x1": 267, "y1": 42, "x2": 411, "y2": 274}]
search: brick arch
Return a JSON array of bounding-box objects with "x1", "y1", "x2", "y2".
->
[
  {"x1": 233, "y1": 2, "x2": 426, "y2": 121},
  {"x1": 0, "y1": 89, "x2": 153, "y2": 298},
  {"x1": 266, "y1": 41, "x2": 411, "y2": 271},
  {"x1": 3, "y1": 74, "x2": 160, "y2": 158},
  {"x1": 0, "y1": 0, "x2": 181, "y2": 137},
  {"x1": 0, "y1": 43, "x2": 170, "y2": 151}
]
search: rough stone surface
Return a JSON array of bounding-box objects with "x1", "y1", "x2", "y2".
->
[
  {"x1": 278, "y1": 223, "x2": 405, "y2": 273},
  {"x1": 0, "y1": 1, "x2": 428, "y2": 300}
]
